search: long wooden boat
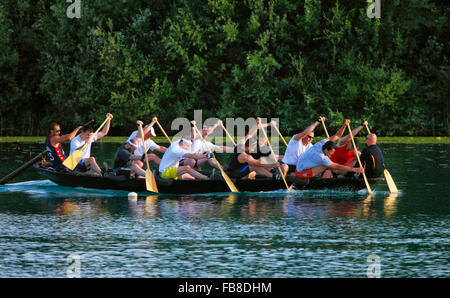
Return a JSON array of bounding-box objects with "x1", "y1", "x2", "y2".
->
[{"x1": 33, "y1": 164, "x2": 384, "y2": 194}]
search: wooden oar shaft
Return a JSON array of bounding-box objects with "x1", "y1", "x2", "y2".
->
[
  {"x1": 138, "y1": 123, "x2": 158, "y2": 193},
  {"x1": 273, "y1": 123, "x2": 288, "y2": 147},
  {"x1": 258, "y1": 122, "x2": 289, "y2": 190},
  {"x1": 0, "y1": 150, "x2": 48, "y2": 184},
  {"x1": 138, "y1": 125, "x2": 151, "y2": 171},
  {"x1": 220, "y1": 122, "x2": 236, "y2": 147},
  {"x1": 347, "y1": 123, "x2": 372, "y2": 194},
  {"x1": 321, "y1": 121, "x2": 330, "y2": 139},
  {"x1": 156, "y1": 120, "x2": 172, "y2": 144},
  {"x1": 192, "y1": 123, "x2": 238, "y2": 192},
  {"x1": 80, "y1": 117, "x2": 110, "y2": 152},
  {"x1": 364, "y1": 124, "x2": 371, "y2": 134}
]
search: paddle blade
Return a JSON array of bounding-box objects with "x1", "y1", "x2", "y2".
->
[
  {"x1": 384, "y1": 169, "x2": 398, "y2": 193},
  {"x1": 62, "y1": 149, "x2": 83, "y2": 170},
  {"x1": 145, "y1": 169, "x2": 158, "y2": 193},
  {"x1": 219, "y1": 169, "x2": 238, "y2": 192}
]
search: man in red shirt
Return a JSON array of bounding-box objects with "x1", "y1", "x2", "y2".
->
[
  {"x1": 45, "y1": 122, "x2": 83, "y2": 170},
  {"x1": 324, "y1": 121, "x2": 367, "y2": 178}
]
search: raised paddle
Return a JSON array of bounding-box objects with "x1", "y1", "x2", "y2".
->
[
  {"x1": 363, "y1": 123, "x2": 398, "y2": 193},
  {"x1": 63, "y1": 116, "x2": 111, "y2": 170},
  {"x1": 191, "y1": 121, "x2": 238, "y2": 193},
  {"x1": 320, "y1": 117, "x2": 330, "y2": 139},
  {"x1": 257, "y1": 118, "x2": 290, "y2": 190},
  {"x1": 219, "y1": 121, "x2": 236, "y2": 147},
  {"x1": 138, "y1": 122, "x2": 158, "y2": 193},
  {"x1": 155, "y1": 119, "x2": 172, "y2": 144},
  {"x1": 273, "y1": 121, "x2": 288, "y2": 147},
  {"x1": 347, "y1": 123, "x2": 372, "y2": 194},
  {"x1": 0, "y1": 150, "x2": 48, "y2": 184}
]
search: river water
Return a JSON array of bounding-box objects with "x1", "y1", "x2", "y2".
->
[{"x1": 0, "y1": 141, "x2": 448, "y2": 277}]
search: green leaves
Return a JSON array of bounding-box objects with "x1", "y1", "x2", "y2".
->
[{"x1": 0, "y1": 0, "x2": 447, "y2": 136}]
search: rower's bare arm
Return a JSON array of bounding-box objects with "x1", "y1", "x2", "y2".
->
[
  {"x1": 329, "y1": 119, "x2": 350, "y2": 142},
  {"x1": 205, "y1": 120, "x2": 222, "y2": 137},
  {"x1": 338, "y1": 123, "x2": 365, "y2": 146},
  {"x1": 138, "y1": 117, "x2": 157, "y2": 139},
  {"x1": 238, "y1": 153, "x2": 279, "y2": 168},
  {"x1": 293, "y1": 118, "x2": 322, "y2": 141},
  {"x1": 156, "y1": 146, "x2": 167, "y2": 153},
  {"x1": 130, "y1": 154, "x2": 143, "y2": 160},
  {"x1": 329, "y1": 163, "x2": 363, "y2": 174},
  {"x1": 51, "y1": 126, "x2": 82, "y2": 145},
  {"x1": 97, "y1": 113, "x2": 113, "y2": 139},
  {"x1": 183, "y1": 153, "x2": 206, "y2": 160}
]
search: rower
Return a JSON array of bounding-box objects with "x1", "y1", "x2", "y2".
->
[
  {"x1": 182, "y1": 120, "x2": 233, "y2": 170},
  {"x1": 280, "y1": 117, "x2": 324, "y2": 177},
  {"x1": 131, "y1": 118, "x2": 167, "y2": 167},
  {"x1": 45, "y1": 122, "x2": 82, "y2": 171},
  {"x1": 225, "y1": 121, "x2": 279, "y2": 180},
  {"x1": 69, "y1": 113, "x2": 113, "y2": 176},
  {"x1": 113, "y1": 138, "x2": 149, "y2": 178},
  {"x1": 158, "y1": 138, "x2": 210, "y2": 180},
  {"x1": 358, "y1": 133, "x2": 385, "y2": 178},
  {"x1": 323, "y1": 120, "x2": 367, "y2": 178},
  {"x1": 295, "y1": 119, "x2": 364, "y2": 179}
]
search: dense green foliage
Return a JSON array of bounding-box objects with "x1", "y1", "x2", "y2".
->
[{"x1": 0, "y1": 0, "x2": 448, "y2": 136}]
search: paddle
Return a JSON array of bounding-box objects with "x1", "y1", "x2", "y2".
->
[
  {"x1": 0, "y1": 150, "x2": 48, "y2": 185},
  {"x1": 363, "y1": 123, "x2": 398, "y2": 193},
  {"x1": 256, "y1": 118, "x2": 290, "y2": 190},
  {"x1": 273, "y1": 121, "x2": 288, "y2": 147},
  {"x1": 191, "y1": 121, "x2": 238, "y2": 193},
  {"x1": 347, "y1": 123, "x2": 372, "y2": 194},
  {"x1": 219, "y1": 121, "x2": 236, "y2": 147},
  {"x1": 138, "y1": 122, "x2": 159, "y2": 193},
  {"x1": 155, "y1": 119, "x2": 172, "y2": 144},
  {"x1": 63, "y1": 117, "x2": 110, "y2": 170},
  {"x1": 320, "y1": 117, "x2": 330, "y2": 139}
]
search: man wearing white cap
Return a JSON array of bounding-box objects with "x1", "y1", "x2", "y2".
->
[{"x1": 132, "y1": 118, "x2": 167, "y2": 166}]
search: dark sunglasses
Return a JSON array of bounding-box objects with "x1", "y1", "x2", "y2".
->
[
  {"x1": 307, "y1": 135, "x2": 314, "y2": 139},
  {"x1": 54, "y1": 129, "x2": 60, "y2": 132}
]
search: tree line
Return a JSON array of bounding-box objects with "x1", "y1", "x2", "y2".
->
[{"x1": 0, "y1": 0, "x2": 448, "y2": 137}]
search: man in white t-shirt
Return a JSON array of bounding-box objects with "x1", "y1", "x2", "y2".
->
[
  {"x1": 280, "y1": 117, "x2": 325, "y2": 177},
  {"x1": 133, "y1": 119, "x2": 167, "y2": 168},
  {"x1": 158, "y1": 138, "x2": 210, "y2": 180},
  {"x1": 295, "y1": 119, "x2": 364, "y2": 179},
  {"x1": 69, "y1": 113, "x2": 113, "y2": 175},
  {"x1": 181, "y1": 120, "x2": 232, "y2": 169}
]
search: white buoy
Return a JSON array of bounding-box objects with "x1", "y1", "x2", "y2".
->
[{"x1": 128, "y1": 192, "x2": 138, "y2": 199}]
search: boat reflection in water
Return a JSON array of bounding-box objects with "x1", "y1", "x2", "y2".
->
[{"x1": 44, "y1": 191, "x2": 399, "y2": 220}]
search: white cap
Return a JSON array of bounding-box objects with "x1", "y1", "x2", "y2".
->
[{"x1": 150, "y1": 126, "x2": 156, "y2": 137}]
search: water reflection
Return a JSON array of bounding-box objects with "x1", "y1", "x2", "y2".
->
[
  {"x1": 22, "y1": 192, "x2": 399, "y2": 220},
  {"x1": 384, "y1": 193, "x2": 399, "y2": 218}
]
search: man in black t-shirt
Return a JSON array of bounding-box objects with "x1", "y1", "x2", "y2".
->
[
  {"x1": 359, "y1": 133, "x2": 384, "y2": 178},
  {"x1": 225, "y1": 121, "x2": 280, "y2": 179},
  {"x1": 113, "y1": 139, "x2": 148, "y2": 177}
]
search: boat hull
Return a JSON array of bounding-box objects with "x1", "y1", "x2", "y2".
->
[{"x1": 33, "y1": 164, "x2": 384, "y2": 194}]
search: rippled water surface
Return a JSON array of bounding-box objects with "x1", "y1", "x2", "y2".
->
[{"x1": 0, "y1": 142, "x2": 448, "y2": 277}]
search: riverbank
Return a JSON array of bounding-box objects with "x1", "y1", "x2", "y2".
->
[{"x1": 0, "y1": 136, "x2": 448, "y2": 144}]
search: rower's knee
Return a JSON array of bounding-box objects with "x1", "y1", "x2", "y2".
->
[
  {"x1": 133, "y1": 160, "x2": 143, "y2": 167},
  {"x1": 280, "y1": 164, "x2": 288, "y2": 174},
  {"x1": 85, "y1": 157, "x2": 96, "y2": 165},
  {"x1": 322, "y1": 170, "x2": 333, "y2": 178}
]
